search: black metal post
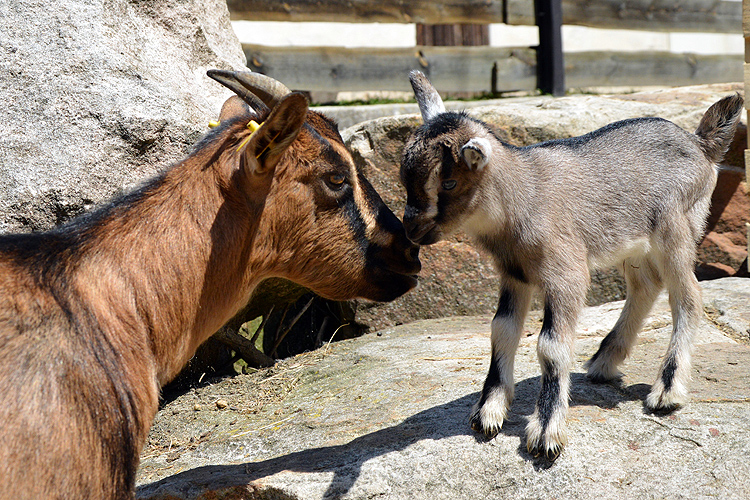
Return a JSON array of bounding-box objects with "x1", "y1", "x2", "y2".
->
[{"x1": 535, "y1": 0, "x2": 565, "y2": 96}]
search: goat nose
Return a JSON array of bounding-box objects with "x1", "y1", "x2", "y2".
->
[
  {"x1": 403, "y1": 218, "x2": 420, "y2": 242},
  {"x1": 404, "y1": 220, "x2": 430, "y2": 245},
  {"x1": 406, "y1": 244, "x2": 420, "y2": 263},
  {"x1": 401, "y1": 242, "x2": 421, "y2": 275}
]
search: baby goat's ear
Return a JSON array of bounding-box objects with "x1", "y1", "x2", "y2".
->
[
  {"x1": 238, "y1": 92, "x2": 309, "y2": 176},
  {"x1": 460, "y1": 138, "x2": 491, "y2": 171}
]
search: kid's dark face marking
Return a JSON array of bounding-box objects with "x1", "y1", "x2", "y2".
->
[{"x1": 400, "y1": 113, "x2": 487, "y2": 246}]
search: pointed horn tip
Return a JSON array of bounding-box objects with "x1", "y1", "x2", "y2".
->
[
  {"x1": 207, "y1": 69, "x2": 265, "y2": 84},
  {"x1": 408, "y1": 70, "x2": 426, "y2": 82},
  {"x1": 206, "y1": 69, "x2": 242, "y2": 88},
  {"x1": 207, "y1": 68, "x2": 232, "y2": 79}
]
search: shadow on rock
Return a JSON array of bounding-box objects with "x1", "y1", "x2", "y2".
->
[
  {"x1": 138, "y1": 393, "x2": 476, "y2": 499},
  {"x1": 138, "y1": 373, "x2": 652, "y2": 499},
  {"x1": 486, "y1": 373, "x2": 649, "y2": 469}
]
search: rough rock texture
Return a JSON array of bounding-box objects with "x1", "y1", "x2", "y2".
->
[
  {"x1": 136, "y1": 277, "x2": 750, "y2": 500},
  {"x1": 699, "y1": 177, "x2": 749, "y2": 273},
  {"x1": 341, "y1": 84, "x2": 748, "y2": 331},
  {"x1": 0, "y1": 0, "x2": 245, "y2": 233}
]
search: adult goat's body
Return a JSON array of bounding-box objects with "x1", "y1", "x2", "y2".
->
[
  {"x1": 401, "y1": 71, "x2": 743, "y2": 459},
  {"x1": 0, "y1": 71, "x2": 420, "y2": 499}
]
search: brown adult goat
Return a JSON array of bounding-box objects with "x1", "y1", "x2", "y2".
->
[{"x1": 0, "y1": 70, "x2": 420, "y2": 500}]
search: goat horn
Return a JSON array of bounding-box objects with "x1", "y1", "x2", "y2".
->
[
  {"x1": 207, "y1": 69, "x2": 291, "y2": 108},
  {"x1": 207, "y1": 69, "x2": 269, "y2": 113},
  {"x1": 409, "y1": 70, "x2": 445, "y2": 123}
]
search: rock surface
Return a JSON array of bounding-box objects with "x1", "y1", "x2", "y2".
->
[
  {"x1": 342, "y1": 84, "x2": 748, "y2": 331},
  {"x1": 0, "y1": 0, "x2": 245, "y2": 233},
  {"x1": 136, "y1": 277, "x2": 750, "y2": 500}
]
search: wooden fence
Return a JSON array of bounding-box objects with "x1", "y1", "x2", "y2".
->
[{"x1": 227, "y1": 0, "x2": 743, "y2": 95}]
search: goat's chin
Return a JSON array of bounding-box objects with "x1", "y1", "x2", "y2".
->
[
  {"x1": 412, "y1": 227, "x2": 443, "y2": 246},
  {"x1": 310, "y1": 272, "x2": 417, "y2": 303},
  {"x1": 358, "y1": 272, "x2": 419, "y2": 302}
]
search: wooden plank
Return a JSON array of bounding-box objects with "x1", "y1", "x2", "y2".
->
[
  {"x1": 227, "y1": 0, "x2": 506, "y2": 24},
  {"x1": 416, "y1": 24, "x2": 490, "y2": 46},
  {"x1": 243, "y1": 44, "x2": 536, "y2": 93},
  {"x1": 566, "y1": 52, "x2": 743, "y2": 88},
  {"x1": 243, "y1": 44, "x2": 741, "y2": 94},
  {"x1": 509, "y1": 0, "x2": 741, "y2": 33},
  {"x1": 228, "y1": 0, "x2": 740, "y2": 33}
]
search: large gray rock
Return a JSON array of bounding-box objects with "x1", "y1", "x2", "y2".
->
[
  {"x1": 342, "y1": 83, "x2": 747, "y2": 331},
  {"x1": 135, "y1": 277, "x2": 750, "y2": 499},
  {"x1": 0, "y1": 0, "x2": 245, "y2": 233}
]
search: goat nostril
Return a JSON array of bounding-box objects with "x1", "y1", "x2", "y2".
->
[
  {"x1": 404, "y1": 223, "x2": 420, "y2": 242},
  {"x1": 407, "y1": 245, "x2": 420, "y2": 262}
]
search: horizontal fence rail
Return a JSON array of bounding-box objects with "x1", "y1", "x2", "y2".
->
[
  {"x1": 508, "y1": 0, "x2": 742, "y2": 33},
  {"x1": 228, "y1": 0, "x2": 742, "y2": 33},
  {"x1": 244, "y1": 44, "x2": 743, "y2": 93},
  {"x1": 243, "y1": 45, "x2": 536, "y2": 93}
]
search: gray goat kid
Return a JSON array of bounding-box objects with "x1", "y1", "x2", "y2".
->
[{"x1": 400, "y1": 70, "x2": 743, "y2": 459}]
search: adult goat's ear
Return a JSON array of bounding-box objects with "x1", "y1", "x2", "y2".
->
[
  {"x1": 218, "y1": 96, "x2": 252, "y2": 123},
  {"x1": 461, "y1": 138, "x2": 491, "y2": 171},
  {"x1": 238, "y1": 92, "x2": 309, "y2": 176}
]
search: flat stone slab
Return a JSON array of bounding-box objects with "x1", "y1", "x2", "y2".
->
[{"x1": 136, "y1": 278, "x2": 750, "y2": 500}]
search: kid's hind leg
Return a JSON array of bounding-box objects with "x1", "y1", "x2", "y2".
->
[
  {"x1": 586, "y1": 257, "x2": 663, "y2": 382},
  {"x1": 647, "y1": 244, "x2": 702, "y2": 412},
  {"x1": 471, "y1": 278, "x2": 533, "y2": 438}
]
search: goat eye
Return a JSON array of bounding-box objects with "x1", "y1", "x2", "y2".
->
[
  {"x1": 441, "y1": 179, "x2": 457, "y2": 191},
  {"x1": 327, "y1": 173, "x2": 346, "y2": 189}
]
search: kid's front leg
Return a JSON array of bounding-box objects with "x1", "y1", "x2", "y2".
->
[
  {"x1": 471, "y1": 279, "x2": 532, "y2": 437},
  {"x1": 526, "y1": 281, "x2": 585, "y2": 460}
]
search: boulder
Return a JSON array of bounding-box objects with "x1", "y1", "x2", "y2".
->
[
  {"x1": 341, "y1": 83, "x2": 747, "y2": 331},
  {"x1": 0, "y1": 0, "x2": 245, "y2": 233},
  {"x1": 0, "y1": 0, "x2": 287, "y2": 379},
  {"x1": 135, "y1": 277, "x2": 750, "y2": 500}
]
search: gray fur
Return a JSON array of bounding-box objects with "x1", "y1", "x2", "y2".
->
[{"x1": 400, "y1": 71, "x2": 744, "y2": 459}]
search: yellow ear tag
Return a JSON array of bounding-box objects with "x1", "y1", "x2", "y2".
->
[
  {"x1": 208, "y1": 120, "x2": 220, "y2": 128},
  {"x1": 237, "y1": 120, "x2": 279, "y2": 159},
  {"x1": 247, "y1": 120, "x2": 261, "y2": 133},
  {"x1": 236, "y1": 120, "x2": 262, "y2": 154}
]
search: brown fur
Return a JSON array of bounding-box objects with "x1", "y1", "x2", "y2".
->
[{"x1": 0, "y1": 79, "x2": 419, "y2": 499}]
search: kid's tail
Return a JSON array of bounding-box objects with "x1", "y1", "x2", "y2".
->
[{"x1": 695, "y1": 93, "x2": 744, "y2": 164}]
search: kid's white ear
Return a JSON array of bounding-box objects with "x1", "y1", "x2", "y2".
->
[{"x1": 461, "y1": 138, "x2": 491, "y2": 171}]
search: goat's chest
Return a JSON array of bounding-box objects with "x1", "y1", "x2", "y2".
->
[{"x1": 473, "y1": 232, "x2": 540, "y2": 284}]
